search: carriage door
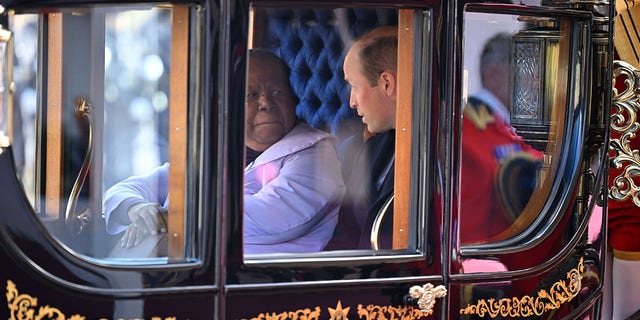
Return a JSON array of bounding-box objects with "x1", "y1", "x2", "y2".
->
[
  {"x1": 221, "y1": 1, "x2": 448, "y2": 319},
  {"x1": 453, "y1": 4, "x2": 608, "y2": 318},
  {"x1": 1, "y1": 3, "x2": 222, "y2": 319}
]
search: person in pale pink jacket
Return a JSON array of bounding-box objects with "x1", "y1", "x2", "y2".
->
[{"x1": 104, "y1": 49, "x2": 345, "y2": 255}]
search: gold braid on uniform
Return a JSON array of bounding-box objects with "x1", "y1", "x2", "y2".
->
[{"x1": 464, "y1": 100, "x2": 494, "y2": 130}]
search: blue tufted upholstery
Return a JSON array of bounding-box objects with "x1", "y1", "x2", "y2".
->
[{"x1": 258, "y1": 8, "x2": 398, "y2": 140}]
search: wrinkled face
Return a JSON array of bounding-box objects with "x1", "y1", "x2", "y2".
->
[
  {"x1": 245, "y1": 55, "x2": 297, "y2": 152},
  {"x1": 343, "y1": 48, "x2": 396, "y2": 134}
]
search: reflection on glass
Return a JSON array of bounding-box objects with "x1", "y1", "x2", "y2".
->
[
  {"x1": 513, "y1": 40, "x2": 542, "y2": 121},
  {"x1": 103, "y1": 7, "x2": 171, "y2": 190},
  {"x1": 9, "y1": 5, "x2": 190, "y2": 263},
  {"x1": 0, "y1": 23, "x2": 11, "y2": 147},
  {"x1": 460, "y1": 12, "x2": 567, "y2": 245},
  {"x1": 8, "y1": 14, "x2": 37, "y2": 205},
  {"x1": 101, "y1": 6, "x2": 176, "y2": 260},
  {"x1": 512, "y1": 20, "x2": 560, "y2": 149}
]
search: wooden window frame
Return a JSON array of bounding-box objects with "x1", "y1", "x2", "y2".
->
[{"x1": 42, "y1": 5, "x2": 191, "y2": 260}]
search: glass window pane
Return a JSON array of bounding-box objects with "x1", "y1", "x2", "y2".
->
[
  {"x1": 243, "y1": 6, "x2": 426, "y2": 258},
  {"x1": 102, "y1": 6, "x2": 174, "y2": 260},
  {"x1": 8, "y1": 14, "x2": 36, "y2": 205},
  {"x1": 460, "y1": 11, "x2": 577, "y2": 245},
  {"x1": 10, "y1": 4, "x2": 201, "y2": 264}
]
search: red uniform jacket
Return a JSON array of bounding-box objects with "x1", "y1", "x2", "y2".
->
[{"x1": 460, "y1": 99, "x2": 544, "y2": 245}]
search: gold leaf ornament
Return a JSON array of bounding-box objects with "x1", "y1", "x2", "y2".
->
[
  {"x1": 459, "y1": 257, "x2": 584, "y2": 318},
  {"x1": 6, "y1": 280, "x2": 84, "y2": 320},
  {"x1": 408, "y1": 283, "x2": 448, "y2": 315}
]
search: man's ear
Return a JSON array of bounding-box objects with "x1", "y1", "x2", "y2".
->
[{"x1": 380, "y1": 71, "x2": 397, "y2": 97}]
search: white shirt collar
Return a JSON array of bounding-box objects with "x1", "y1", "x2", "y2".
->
[{"x1": 474, "y1": 88, "x2": 510, "y2": 125}]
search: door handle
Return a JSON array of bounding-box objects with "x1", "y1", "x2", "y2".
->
[{"x1": 404, "y1": 283, "x2": 448, "y2": 316}]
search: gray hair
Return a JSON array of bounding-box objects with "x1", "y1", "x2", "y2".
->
[{"x1": 480, "y1": 33, "x2": 513, "y2": 84}]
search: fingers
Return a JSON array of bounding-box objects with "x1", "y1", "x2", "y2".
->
[
  {"x1": 138, "y1": 211, "x2": 158, "y2": 236},
  {"x1": 121, "y1": 203, "x2": 169, "y2": 248},
  {"x1": 121, "y1": 223, "x2": 138, "y2": 248},
  {"x1": 140, "y1": 205, "x2": 167, "y2": 235},
  {"x1": 157, "y1": 207, "x2": 168, "y2": 233},
  {"x1": 129, "y1": 203, "x2": 168, "y2": 235},
  {"x1": 121, "y1": 221, "x2": 153, "y2": 248}
]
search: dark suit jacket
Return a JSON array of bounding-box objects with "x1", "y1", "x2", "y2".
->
[{"x1": 325, "y1": 130, "x2": 395, "y2": 250}]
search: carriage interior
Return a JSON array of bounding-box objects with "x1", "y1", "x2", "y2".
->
[
  {"x1": 251, "y1": 7, "x2": 398, "y2": 141},
  {"x1": 6, "y1": 4, "x2": 566, "y2": 264}
]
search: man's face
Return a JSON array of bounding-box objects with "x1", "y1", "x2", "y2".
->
[
  {"x1": 343, "y1": 48, "x2": 396, "y2": 134},
  {"x1": 245, "y1": 56, "x2": 297, "y2": 151},
  {"x1": 484, "y1": 62, "x2": 511, "y2": 111}
]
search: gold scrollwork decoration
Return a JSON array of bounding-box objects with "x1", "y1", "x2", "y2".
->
[
  {"x1": 609, "y1": 60, "x2": 640, "y2": 206},
  {"x1": 357, "y1": 304, "x2": 425, "y2": 319},
  {"x1": 6, "y1": 279, "x2": 83, "y2": 320},
  {"x1": 245, "y1": 306, "x2": 322, "y2": 320},
  {"x1": 245, "y1": 300, "x2": 430, "y2": 320},
  {"x1": 6, "y1": 280, "x2": 176, "y2": 320},
  {"x1": 459, "y1": 257, "x2": 584, "y2": 318}
]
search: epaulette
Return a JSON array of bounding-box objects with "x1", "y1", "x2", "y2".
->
[
  {"x1": 464, "y1": 98, "x2": 494, "y2": 130},
  {"x1": 495, "y1": 151, "x2": 541, "y2": 221}
]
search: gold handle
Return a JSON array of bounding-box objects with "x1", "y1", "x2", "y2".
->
[
  {"x1": 65, "y1": 97, "x2": 93, "y2": 236},
  {"x1": 407, "y1": 283, "x2": 447, "y2": 315},
  {"x1": 370, "y1": 193, "x2": 394, "y2": 250}
]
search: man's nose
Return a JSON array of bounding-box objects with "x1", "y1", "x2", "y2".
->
[
  {"x1": 349, "y1": 92, "x2": 357, "y2": 109},
  {"x1": 257, "y1": 93, "x2": 274, "y2": 110}
]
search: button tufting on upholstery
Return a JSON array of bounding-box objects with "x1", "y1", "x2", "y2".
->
[{"x1": 264, "y1": 8, "x2": 398, "y2": 139}]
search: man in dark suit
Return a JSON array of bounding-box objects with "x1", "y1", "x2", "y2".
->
[{"x1": 325, "y1": 26, "x2": 398, "y2": 250}]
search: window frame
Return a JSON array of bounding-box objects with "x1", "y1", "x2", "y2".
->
[
  {"x1": 458, "y1": 5, "x2": 594, "y2": 257},
  {"x1": 17, "y1": 2, "x2": 211, "y2": 268},
  {"x1": 234, "y1": 2, "x2": 437, "y2": 283}
]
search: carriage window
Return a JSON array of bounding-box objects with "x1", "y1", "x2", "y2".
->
[
  {"x1": 243, "y1": 5, "x2": 428, "y2": 258},
  {"x1": 9, "y1": 4, "x2": 202, "y2": 264},
  {"x1": 460, "y1": 11, "x2": 584, "y2": 246},
  {"x1": 6, "y1": 14, "x2": 34, "y2": 204}
]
